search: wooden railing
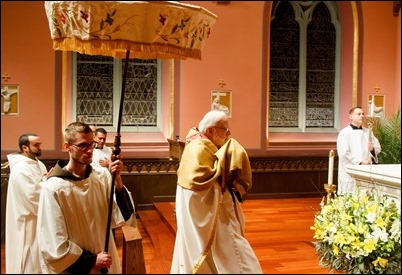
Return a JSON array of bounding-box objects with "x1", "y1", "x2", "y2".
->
[
  {"x1": 167, "y1": 138, "x2": 185, "y2": 161},
  {"x1": 1, "y1": 155, "x2": 336, "y2": 244},
  {"x1": 121, "y1": 225, "x2": 146, "y2": 274}
]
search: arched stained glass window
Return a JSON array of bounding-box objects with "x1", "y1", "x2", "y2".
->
[{"x1": 269, "y1": 1, "x2": 340, "y2": 132}]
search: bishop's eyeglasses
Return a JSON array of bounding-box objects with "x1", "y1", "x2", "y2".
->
[{"x1": 212, "y1": 126, "x2": 230, "y2": 134}]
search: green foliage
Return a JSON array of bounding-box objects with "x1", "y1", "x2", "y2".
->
[{"x1": 372, "y1": 108, "x2": 401, "y2": 164}]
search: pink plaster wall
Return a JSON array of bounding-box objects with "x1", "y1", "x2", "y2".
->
[
  {"x1": 361, "y1": 1, "x2": 401, "y2": 119},
  {"x1": 1, "y1": 1, "x2": 56, "y2": 151},
  {"x1": 1, "y1": 1, "x2": 401, "y2": 158},
  {"x1": 179, "y1": 1, "x2": 264, "y2": 148}
]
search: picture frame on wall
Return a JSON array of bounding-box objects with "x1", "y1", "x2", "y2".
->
[
  {"x1": 1, "y1": 84, "x2": 19, "y2": 115},
  {"x1": 211, "y1": 90, "x2": 232, "y2": 117},
  {"x1": 368, "y1": 94, "x2": 385, "y2": 118}
]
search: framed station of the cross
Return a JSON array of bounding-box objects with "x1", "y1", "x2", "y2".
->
[
  {"x1": 1, "y1": 84, "x2": 19, "y2": 115},
  {"x1": 211, "y1": 90, "x2": 232, "y2": 117}
]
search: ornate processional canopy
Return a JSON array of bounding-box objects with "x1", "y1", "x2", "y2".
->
[{"x1": 44, "y1": 1, "x2": 218, "y2": 60}]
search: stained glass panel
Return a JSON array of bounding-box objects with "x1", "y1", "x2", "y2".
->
[{"x1": 75, "y1": 53, "x2": 159, "y2": 128}]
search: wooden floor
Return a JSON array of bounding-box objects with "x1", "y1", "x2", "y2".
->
[{"x1": 2, "y1": 197, "x2": 333, "y2": 274}]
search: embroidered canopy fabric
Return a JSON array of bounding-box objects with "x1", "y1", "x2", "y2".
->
[{"x1": 44, "y1": 1, "x2": 217, "y2": 60}]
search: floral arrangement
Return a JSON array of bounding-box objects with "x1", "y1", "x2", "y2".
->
[{"x1": 311, "y1": 188, "x2": 401, "y2": 274}]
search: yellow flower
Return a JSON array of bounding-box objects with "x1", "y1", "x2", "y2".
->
[
  {"x1": 354, "y1": 222, "x2": 367, "y2": 234},
  {"x1": 363, "y1": 239, "x2": 376, "y2": 253},
  {"x1": 350, "y1": 239, "x2": 362, "y2": 250},
  {"x1": 375, "y1": 216, "x2": 386, "y2": 228},
  {"x1": 332, "y1": 244, "x2": 340, "y2": 256},
  {"x1": 367, "y1": 204, "x2": 377, "y2": 214},
  {"x1": 373, "y1": 257, "x2": 388, "y2": 268},
  {"x1": 340, "y1": 212, "x2": 352, "y2": 221}
]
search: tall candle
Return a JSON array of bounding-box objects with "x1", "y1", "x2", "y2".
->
[
  {"x1": 328, "y1": 150, "x2": 334, "y2": 185},
  {"x1": 370, "y1": 95, "x2": 375, "y2": 117}
]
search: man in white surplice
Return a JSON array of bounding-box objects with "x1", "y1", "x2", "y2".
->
[
  {"x1": 6, "y1": 133, "x2": 48, "y2": 274},
  {"x1": 336, "y1": 106, "x2": 381, "y2": 195},
  {"x1": 37, "y1": 122, "x2": 135, "y2": 274},
  {"x1": 170, "y1": 110, "x2": 263, "y2": 274},
  {"x1": 91, "y1": 127, "x2": 113, "y2": 171}
]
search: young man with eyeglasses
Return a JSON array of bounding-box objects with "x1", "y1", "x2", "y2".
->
[
  {"x1": 170, "y1": 110, "x2": 262, "y2": 274},
  {"x1": 5, "y1": 133, "x2": 49, "y2": 274},
  {"x1": 36, "y1": 122, "x2": 135, "y2": 274}
]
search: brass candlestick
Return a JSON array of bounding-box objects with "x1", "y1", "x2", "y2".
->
[{"x1": 324, "y1": 183, "x2": 336, "y2": 204}]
